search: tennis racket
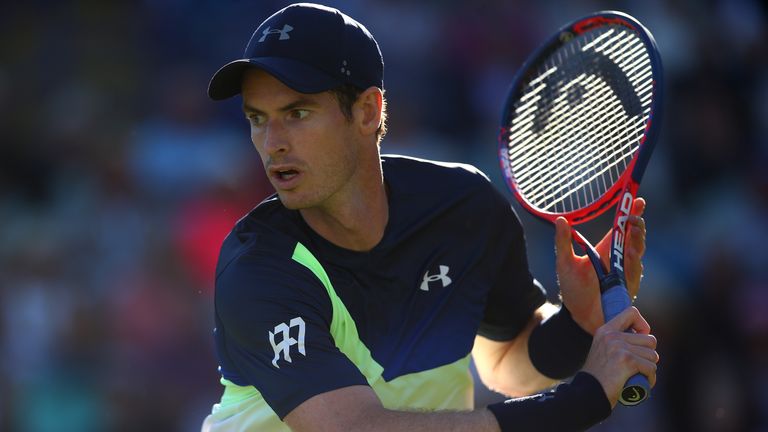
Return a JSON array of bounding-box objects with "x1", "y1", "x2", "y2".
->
[{"x1": 498, "y1": 11, "x2": 663, "y2": 406}]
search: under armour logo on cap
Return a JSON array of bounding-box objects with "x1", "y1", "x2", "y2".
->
[{"x1": 258, "y1": 24, "x2": 294, "y2": 42}]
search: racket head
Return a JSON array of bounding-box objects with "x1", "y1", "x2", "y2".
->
[{"x1": 498, "y1": 11, "x2": 663, "y2": 227}]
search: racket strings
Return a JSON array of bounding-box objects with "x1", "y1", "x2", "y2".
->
[
  {"x1": 521, "y1": 30, "x2": 646, "y2": 210},
  {"x1": 514, "y1": 84, "x2": 645, "y2": 197},
  {"x1": 505, "y1": 26, "x2": 653, "y2": 214},
  {"x1": 513, "y1": 82, "x2": 634, "y2": 207},
  {"x1": 529, "y1": 29, "x2": 641, "y2": 207},
  {"x1": 512, "y1": 75, "x2": 640, "y2": 184}
]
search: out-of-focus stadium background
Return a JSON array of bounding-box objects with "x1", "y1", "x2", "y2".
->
[{"x1": 1, "y1": 0, "x2": 766, "y2": 431}]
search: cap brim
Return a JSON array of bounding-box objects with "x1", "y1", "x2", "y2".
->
[{"x1": 208, "y1": 57, "x2": 341, "y2": 100}]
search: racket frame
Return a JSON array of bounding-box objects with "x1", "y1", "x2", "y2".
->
[{"x1": 497, "y1": 10, "x2": 664, "y2": 406}]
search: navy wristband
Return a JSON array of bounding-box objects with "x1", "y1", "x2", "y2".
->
[
  {"x1": 487, "y1": 372, "x2": 612, "y2": 432},
  {"x1": 528, "y1": 305, "x2": 592, "y2": 379}
]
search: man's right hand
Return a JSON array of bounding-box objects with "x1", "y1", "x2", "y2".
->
[{"x1": 581, "y1": 306, "x2": 659, "y2": 407}]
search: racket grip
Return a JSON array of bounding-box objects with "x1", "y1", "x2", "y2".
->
[{"x1": 600, "y1": 284, "x2": 651, "y2": 406}]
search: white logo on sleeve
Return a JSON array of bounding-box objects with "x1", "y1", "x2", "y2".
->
[
  {"x1": 258, "y1": 24, "x2": 294, "y2": 42},
  {"x1": 420, "y1": 265, "x2": 452, "y2": 291},
  {"x1": 269, "y1": 317, "x2": 306, "y2": 368}
]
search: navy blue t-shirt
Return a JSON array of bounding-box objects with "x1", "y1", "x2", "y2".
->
[{"x1": 212, "y1": 155, "x2": 546, "y2": 418}]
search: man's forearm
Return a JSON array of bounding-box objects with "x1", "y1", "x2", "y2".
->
[
  {"x1": 472, "y1": 303, "x2": 560, "y2": 396},
  {"x1": 285, "y1": 374, "x2": 610, "y2": 432},
  {"x1": 346, "y1": 408, "x2": 500, "y2": 432},
  {"x1": 284, "y1": 386, "x2": 500, "y2": 432}
]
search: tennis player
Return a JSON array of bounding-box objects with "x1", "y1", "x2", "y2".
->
[{"x1": 201, "y1": 3, "x2": 658, "y2": 431}]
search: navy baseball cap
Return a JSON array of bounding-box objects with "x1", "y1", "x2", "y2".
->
[{"x1": 208, "y1": 3, "x2": 383, "y2": 100}]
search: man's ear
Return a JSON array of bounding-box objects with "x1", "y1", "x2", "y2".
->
[{"x1": 353, "y1": 86, "x2": 383, "y2": 136}]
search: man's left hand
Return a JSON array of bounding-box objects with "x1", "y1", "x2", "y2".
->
[{"x1": 553, "y1": 198, "x2": 646, "y2": 334}]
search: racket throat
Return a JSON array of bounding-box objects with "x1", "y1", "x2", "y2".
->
[
  {"x1": 572, "y1": 229, "x2": 609, "y2": 277},
  {"x1": 598, "y1": 272, "x2": 623, "y2": 293},
  {"x1": 571, "y1": 230, "x2": 622, "y2": 294}
]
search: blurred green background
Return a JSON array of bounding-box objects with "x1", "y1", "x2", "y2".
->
[{"x1": 1, "y1": 0, "x2": 766, "y2": 431}]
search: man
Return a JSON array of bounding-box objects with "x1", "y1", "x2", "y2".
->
[{"x1": 202, "y1": 3, "x2": 658, "y2": 431}]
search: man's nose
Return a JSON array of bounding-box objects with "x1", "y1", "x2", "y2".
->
[{"x1": 262, "y1": 120, "x2": 289, "y2": 156}]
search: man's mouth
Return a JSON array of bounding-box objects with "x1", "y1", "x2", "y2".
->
[
  {"x1": 269, "y1": 165, "x2": 302, "y2": 189},
  {"x1": 276, "y1": 169, "x2": 299, "y2": 180}
]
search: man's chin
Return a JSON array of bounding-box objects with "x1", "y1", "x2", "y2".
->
[{"x1": 276, "y1": 192, "x2": 305, "y2": 210}]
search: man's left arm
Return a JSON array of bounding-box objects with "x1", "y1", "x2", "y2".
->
[
  {"x1": 473, "y1": 198, "x2": 647, "y2": 396},
  {"x1": 473, "y1": 303, "x2": 561, "y2": 397}
]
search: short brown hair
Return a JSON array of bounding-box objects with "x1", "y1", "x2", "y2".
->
[{"x1": 330, "y1": 85, "x2": 388, "y2": 142}]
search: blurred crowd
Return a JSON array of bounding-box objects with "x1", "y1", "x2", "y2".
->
[{"x1": 0, "y1": 0, "x2": 766, "y2": 431}]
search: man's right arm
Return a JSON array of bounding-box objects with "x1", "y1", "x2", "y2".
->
[
  {"x1": 284, "y1": 385, "x2": 500, "y2": 432},
  {"x1": 283, "y1": 306, "x2": 657, "y2": 432}
]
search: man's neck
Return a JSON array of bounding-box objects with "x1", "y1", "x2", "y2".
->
[
  {"x1": 300, "y1": 160, "x2": 388, "y2": 252},
  {"x1": 300, "y1": 187, "x2": 388, "y2": 252}
]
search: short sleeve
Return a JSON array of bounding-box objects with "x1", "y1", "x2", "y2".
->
[
  {"x1": 477, "y1": 186, "x2": 547, "y2": 341},
  {"x1": 214, "y1": 249, "x2": 368, "y2": 419}
]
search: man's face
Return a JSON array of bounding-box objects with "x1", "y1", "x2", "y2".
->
[{"x1": 241, "y1": 68, "x2": 360, "y2": 210}]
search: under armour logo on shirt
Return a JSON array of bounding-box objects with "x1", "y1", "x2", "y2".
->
[
  {"x1": 258, "y1": 24, "x2": 294, "y2": 42},
  {"x1": 420, "y1": 265, "x2": 452, "y2": 291},
  {"x1": 269, "y1": 317, "x2": 306, "y2": 368}
]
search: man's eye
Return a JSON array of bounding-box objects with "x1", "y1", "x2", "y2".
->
[
  {"x1": 248, "y1": 114, "x2": 266, "y2": 125},
  {"x1": 290, "y1": 109, "x2": 309, "y2": 120}
]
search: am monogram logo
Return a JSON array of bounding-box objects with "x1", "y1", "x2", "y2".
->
[{"x1": 269, "y1": 317, "x2": 306, "y2": 368}]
